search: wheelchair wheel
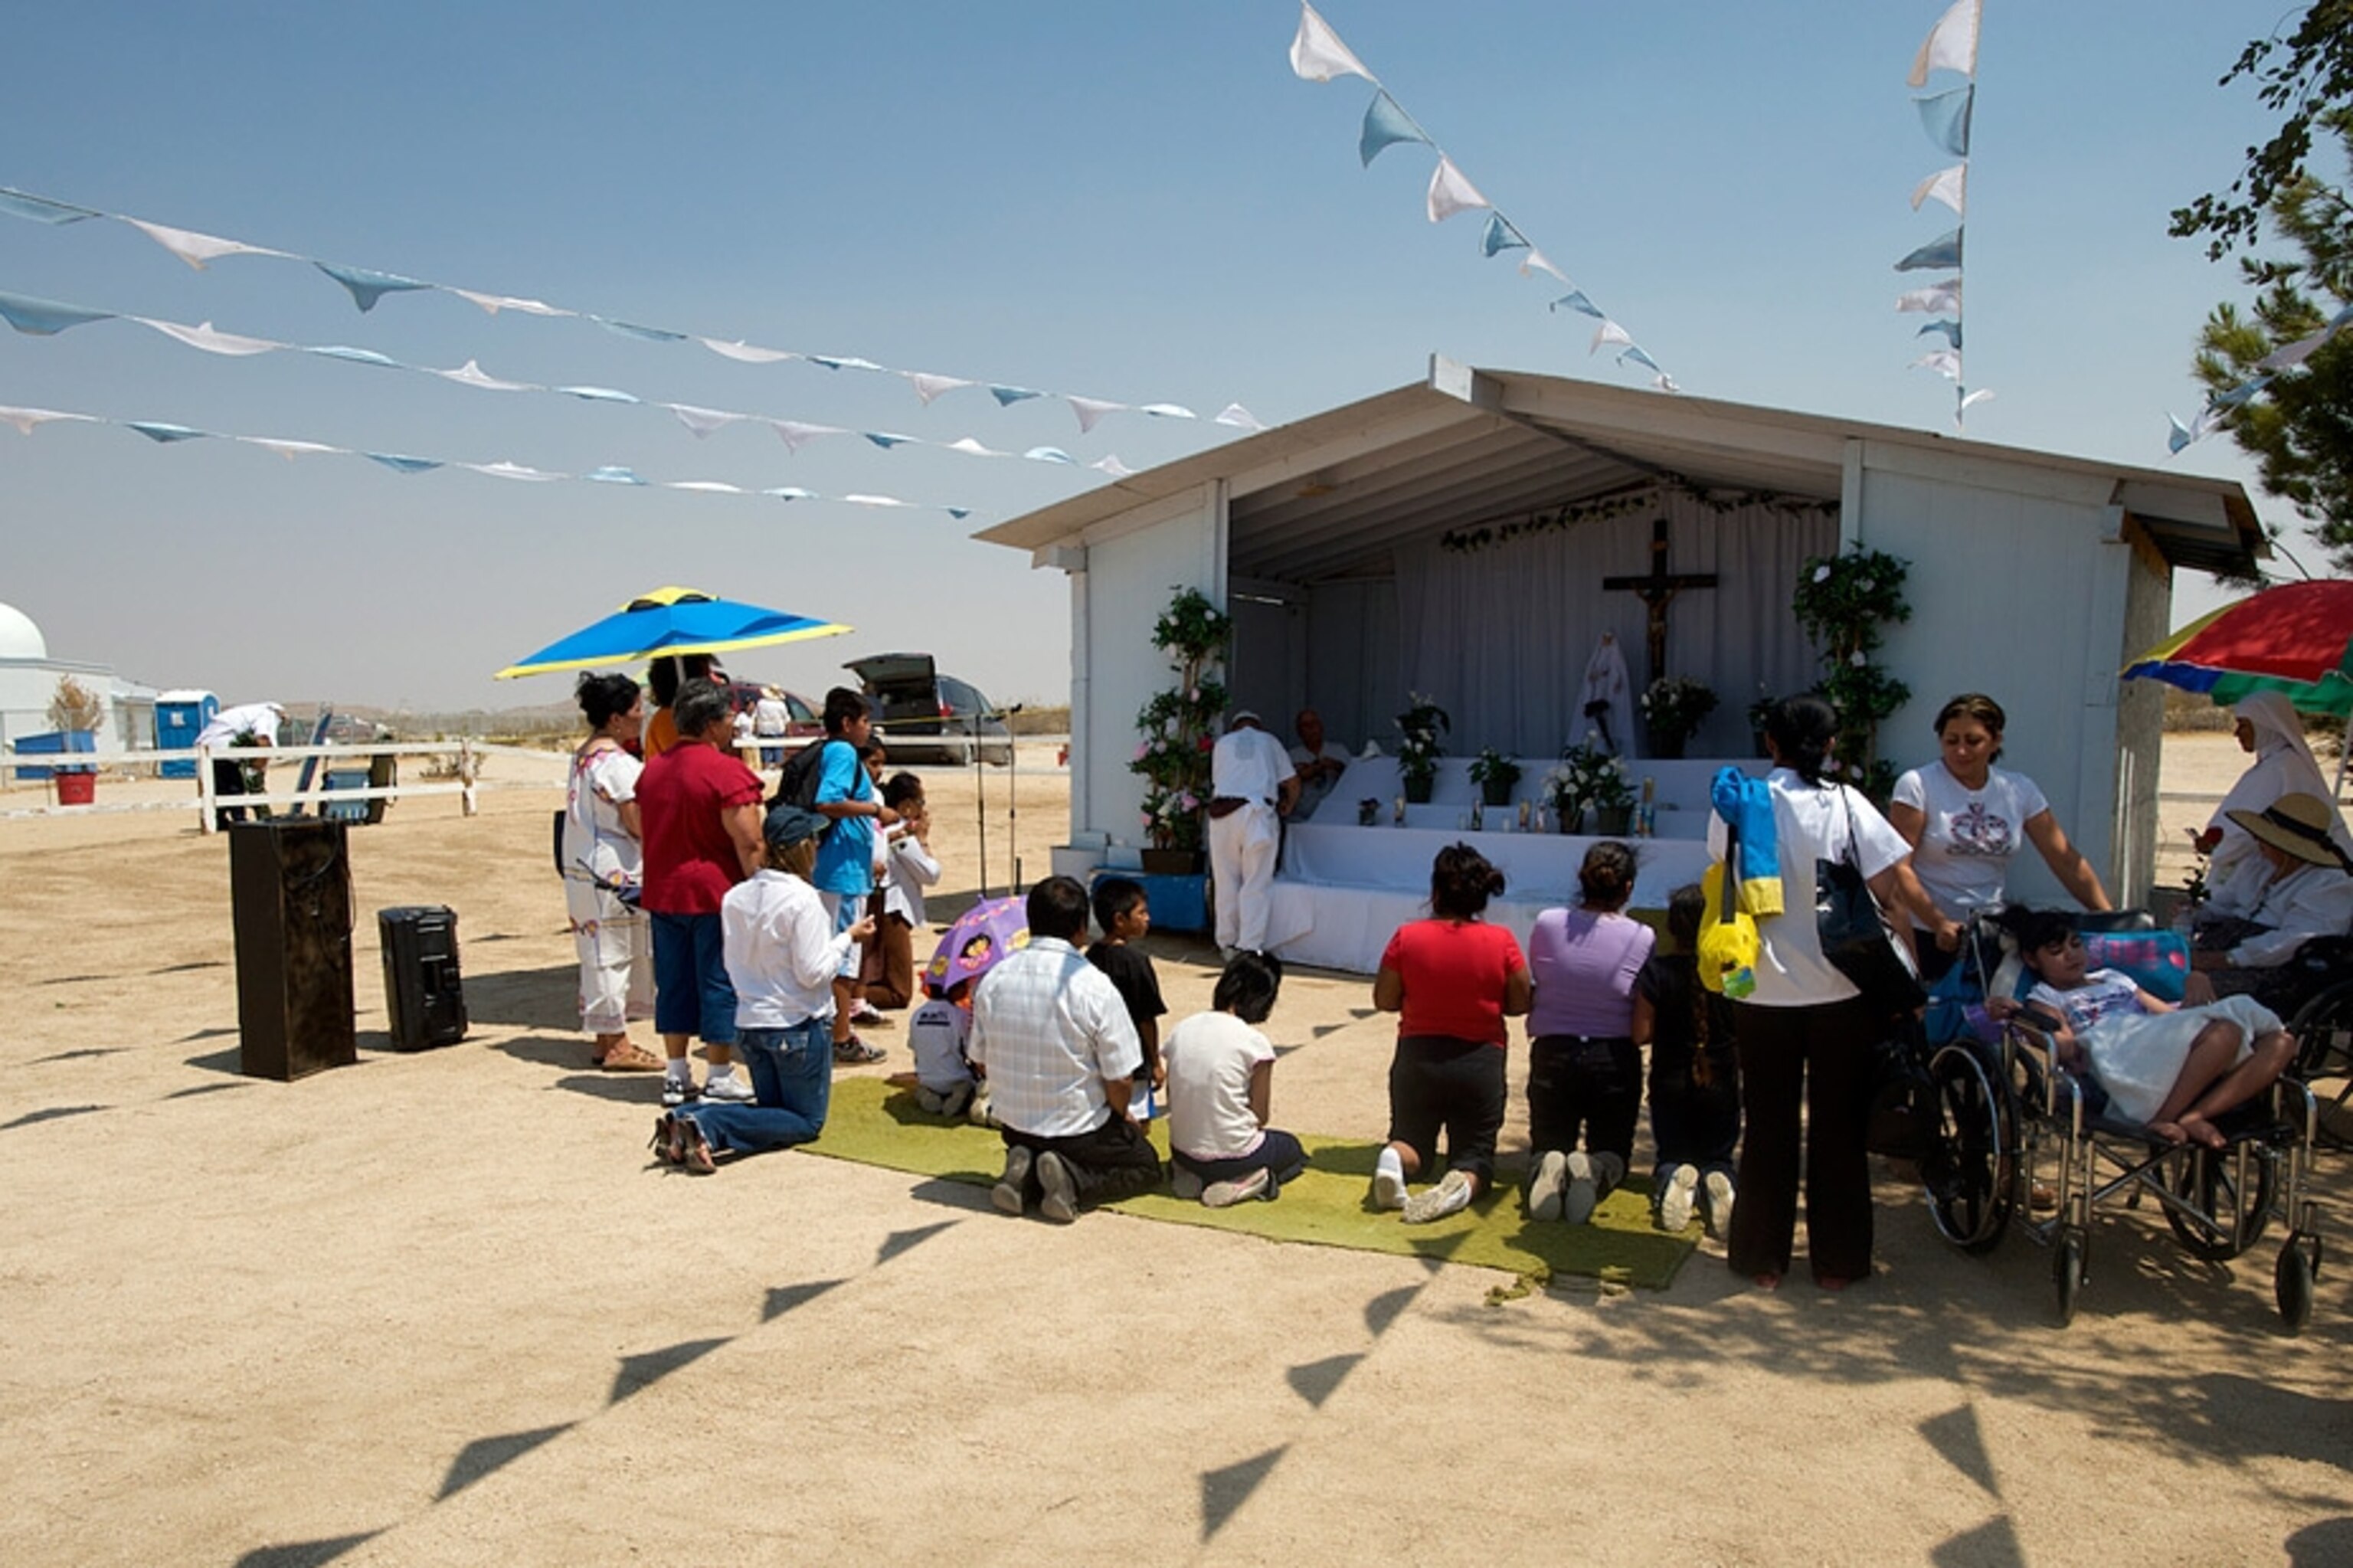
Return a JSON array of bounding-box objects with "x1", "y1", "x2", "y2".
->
[
  {"x1": 1923, "y1": 1042, "x2": 2014, "y2": 1254},
  {"x1": 2276, "y1": 1237, "x2": 2317, "y2": 1332},
  {"x1": 2289, "y1": 979, "x2": 2353, "y2": 1150},
  {"x1": 2054, "y1": 1227, "x2": 2090, "y2": 1326},
  {"x1": 2162, "y1": 1144, "x2": 2275, "y2": 1262}
]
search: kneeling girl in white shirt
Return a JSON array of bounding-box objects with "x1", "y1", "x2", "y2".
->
[{"x1": 1162, "y1": 951, "x2": 1307, "y2": 1208}]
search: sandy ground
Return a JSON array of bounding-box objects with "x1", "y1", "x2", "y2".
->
[{"x1": 3, "y1": 735, "x2": 2348, "y2": 1567}]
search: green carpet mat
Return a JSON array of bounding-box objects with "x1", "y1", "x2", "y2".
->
[{"x1": 803, "y1": 1078, "x2": 1697, "y2": 1291}]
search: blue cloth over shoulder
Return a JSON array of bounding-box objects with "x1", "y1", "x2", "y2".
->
[{"x1": 1711, "y1": 766, "x2": 1784, "y2": 917}]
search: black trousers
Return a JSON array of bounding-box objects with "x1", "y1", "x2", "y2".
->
[
  {"x1": 1526, "y1": 1034, "x2": 1641, "y2": 1169},
  {"x1": 1648, "y1": 1039, "x2": 1743, "y2": 1171},
  {"x1": 1726, "y1": 997, "x2": 1878, "y2": 1282},
  {"x1": 211, "y1": 757, "x2": 250, "y2": 828},
  {"x1": 1386, "y1": 1034, "x2": 1507, "y2": 1189},
  {"x1": 1001, "y1": 1114, "x2": 1164, "y2": 1209}
]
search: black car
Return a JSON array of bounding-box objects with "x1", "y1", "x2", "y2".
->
[{"x1": 846, "y1": 653, "x2": 1015, "y2": 767}]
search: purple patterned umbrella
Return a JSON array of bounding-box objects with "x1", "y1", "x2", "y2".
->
[{"x1": 923, "y1": 895, "x2": 1030, "y2": 997}]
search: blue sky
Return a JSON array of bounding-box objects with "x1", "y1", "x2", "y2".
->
[{"x1": 0, "y1": 2, "x2": 2307, "y2": 715}]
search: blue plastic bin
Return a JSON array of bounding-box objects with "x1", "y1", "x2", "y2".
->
[
  {"x1": 13, "y1": 729, "x2": 93, "y2": 781},
  {"x1": 1091, "y1": 869, "x2": 1210, "y2": 935}
]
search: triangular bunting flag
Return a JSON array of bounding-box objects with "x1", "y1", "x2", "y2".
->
[
  {"x1": 1550, "y1": 290, "x2": 1603, "y2": 319},
  {"x1": 1290, "y1": 2, "x2": 1376, "y2": 83},
  {"x1": 666, "y1": 404, "x2": 745, "y2": 438},
  {"x1": 1896, "y1": 279, "x2": 1963, "y2": 314},
  {"x1": 1914, "y1": 84, "x2": 1974, "y2": 158},
  {"x1": 1590, "y1": 320, "x2": 1633, "y2": 355},
  {"x1": 1213, "y1": 404, "x2": 1266, "y2": 430},
  {"x1": 1909, "y1": 349, "x2": 1964, "y2": 380},
  {"x1": 910, "y1": 373, "x2": 973, "y2": 404},
  {"x1": 1910, "y1": 164, "x2": 1967, "y2": 215},
  {"x1": 126, "y1": 218, "x2": 285, "y2": 270},
  {"x1": 1915, "y1": 319, "x2": 1963, "y2": 348},
  {"x1": 1359, "y1": 91, "x2": 1428, "y2": 165},
  {"x1": 0, "y1": 290, "x2": 113, "y2": 336},
  {"x1": 1480, "y1": 214, "x2": 1529, "y2": 257},
  {"x1": 701, "y1": 339, "x2": 796, "y2": 365},
  {"x1": 137, "y1": 319, "x2": 279, "y2": 357},
  {"x1": 1908, "y1": 0, "x2": 1982, "y2": 87},
  {"x1": 1091, "y1": 455, "x2": 1136, "y2": 477},
  {"x1": 1426, "y1": 157, "x2": 1490, "y2": 223},
  {"x1": 316, "y1": 263, "x2": 431, "y2": 313},
  {"x1": 1069, "y1": 397, "x2": 1124, "y2": 434},
  {"x1": 1895, "y1": 228, "x2": 1964, "y2": 272}
]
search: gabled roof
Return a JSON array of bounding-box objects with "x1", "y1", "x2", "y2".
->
[{"x1": 977, "y1": 359, "x2": 2266, "y2": 581}]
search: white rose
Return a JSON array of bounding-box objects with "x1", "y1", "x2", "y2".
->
[{"x1": 1812, "y1": 565, "x2": 1831, "y2": 583}]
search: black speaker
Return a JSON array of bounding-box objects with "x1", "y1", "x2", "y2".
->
[
  {"x1": 229, "y1": 819, "x2": 356, "y2": 1081},
  {"x1": 378, "y1": 905, "x2": 467, "y2": 1051}
]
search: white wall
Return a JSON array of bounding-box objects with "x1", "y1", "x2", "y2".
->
[
  {"x1": 1858, "y1": 448, "x2": 2132, "y2": 906},
  {"x1": 1302, "y1": 577, "x2": 1401, "y2": 754},
  {"x1": 1072, "y1": 487, "x2": 1222, "y2": 849}
]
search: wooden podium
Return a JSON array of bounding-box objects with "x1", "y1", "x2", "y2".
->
[{"x1": 229, "y1": 819, "x2": 357, "y2": 1081}]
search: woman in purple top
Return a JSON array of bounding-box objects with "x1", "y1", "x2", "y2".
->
[{"x1": 1523, "y1": 841, "x2": 1655, "y2": 1225}]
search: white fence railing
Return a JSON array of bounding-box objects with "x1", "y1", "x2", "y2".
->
[{"x1": 0, "y1": 739, "x2": 555, "y2": 827}]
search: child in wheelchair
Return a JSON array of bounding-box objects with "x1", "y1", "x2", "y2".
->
[{"x1": 1987, "y1": 908, "x2": 2295, "y2": 1150}]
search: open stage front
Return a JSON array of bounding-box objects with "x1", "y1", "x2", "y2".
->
[{"x1": 1265, "y1": 754, "x2": 1764, "y2": 974}]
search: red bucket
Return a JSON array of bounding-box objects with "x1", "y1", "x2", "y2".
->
[{"x1": 54, "y1": 772, "x2": 95, "y2": 807}]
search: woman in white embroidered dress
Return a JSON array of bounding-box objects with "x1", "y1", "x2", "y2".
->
[{"x1": 565, "y1": 672, "x2": 662, "y2": 1071}]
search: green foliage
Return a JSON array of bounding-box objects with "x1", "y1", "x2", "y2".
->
[
  {"x1": 1638, "y1": 676, "x2": 1718, "y2": 745},
  {"x1": 2192, "y1": 107, "x2": 2353, "y2": 576},
  {"x1": 1792, "y1": 545, "x2": 1913, "y2": 806},
  {"x1": 1130, "y1": 587, "x2": 1232, "y2": 850},
  {"x1": 1467, "y1": 747, "x2": 1522, "y2": 789},
  {"x1": 1546, "y1": 738, "x2": 1635, "y2": 816},
  {"x1": 2171, "y1": 2, "x2": 2353, "y2": 260}
]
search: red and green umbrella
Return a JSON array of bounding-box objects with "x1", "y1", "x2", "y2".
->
[{"x1": 2122, "y1": 579, "x2": 2353, "y2": 718}]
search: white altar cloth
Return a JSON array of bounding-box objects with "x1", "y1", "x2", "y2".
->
[{"x1": 1265, "y1": 754, "x2": 1761, "y2": 975}]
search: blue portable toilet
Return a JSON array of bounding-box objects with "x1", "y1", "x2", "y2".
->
[{"x1": 155, "y1": 689, "x2": 217, "y2": 780}]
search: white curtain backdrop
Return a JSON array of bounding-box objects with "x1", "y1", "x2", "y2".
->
[{"x1": 1390, "y1": 490, "x2": 1835, "y2": 758}]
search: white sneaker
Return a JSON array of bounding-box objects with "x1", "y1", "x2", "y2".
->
[
  {"x1": 1562, "y1": 1152, "x2": 1600, "y2": 1226},
  {"x1": 1703, "y1": 1171, "x2": 1736, "y2": 1241},
  {"x1": 1203, "y1": 1168, "x2": 1271, "y2": 1208},
  {"x1": 701, "y1": 1072, "x2": 754, "y2": 1104},
  {"x1": 1372, "y1": 1167, "x2": 1407, "y2": 1211},
  {"x1": 1036, "y1": 1152, "x2": 1079, "y2": 1224},
  {"x1": 1527, "y1": 1150, "x2": 1569, "y2": 1221},
  {"x1": 992, "y1": 1147, "x2": 1033, "y2": 1216},
  {"x1": 1402, "y1": 1167, "x2": 1474, "y2": 1225},
  {"x1": 849, "y1": 1001, "x2": 886, "y2": 1026},
  {"x1": 660, "y1": 1076, "x2": 699, "y2": 1108},
  {"x1": 1658, "y1": 1164, "x2": 1700, "y2": 1232}
]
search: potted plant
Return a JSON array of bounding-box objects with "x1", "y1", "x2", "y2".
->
[
  {"x1": 45, "y1": 675, "x2": 103, "y2": 807},
  {"x1": 1128, "y1": 587, "x2": 1229, "y2": 873},
  {"x1": 1468, "y1": 747, "x2": 1522, "y2": 808},
  {"x1": 1395, "y1": 692, "x2": 1449, "y2": 804},
  {"x1": 1793, "y1": 545, "x2": 1913, "y2": 806},
  {"x1": 1639, "y1": 676, "x2": 1718, "y2": 760},
  {"x1": 1544, "y1": 735, "x2": 1635, "y2": 835}
]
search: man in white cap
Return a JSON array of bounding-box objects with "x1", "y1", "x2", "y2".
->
[
  {"x1": 194, "y1": 701, "x2": 285, "y2": 828},
  {"x1": 1207, "y1": 709, "x2": 1299, "y2": 957}
]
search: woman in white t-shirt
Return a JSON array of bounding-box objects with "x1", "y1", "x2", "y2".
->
[
  {"x1": 1888, "y1": 693, "x2": 2111, "y2": 980},
  {"x1": 1163, "y1": 952, "x2": 1306, "y2": 1208}
]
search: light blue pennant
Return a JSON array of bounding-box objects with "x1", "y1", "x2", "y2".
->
[
  {"x1": 316, "y1": 263, "x2": 431, "y2": 313},
  {"x1": 583, "y1": 466, "x2": 649, "y2": 485},
  {"x1": 1359, "y1": 90, "x2": 1430, "y2": 167},
  {"x1": 989, "y1": 385, "x2": 1042, "y2": 406},
  {"x1": 365, "y1": 452, "x2": 443, "y2": 474},
  {"x1": 0, "y1": 187, "x2": 101, "y2": 224},
  {"x1": 1481, "y1": 214, "x2": 1529, "y2": 257},
  {"x1": 592, "y1": 317, "x2": 689, "y2": 343},
  {"x1": 863, "y1": 431, "x2": 918, "y2": 449},
  {"x1": 1916, "y1": 319, "x2": 1962, "y2": 348},
  {"x1": 556, "y1": 385, "x2": 639, "y2": 404},
  {"x1": 0, "y1": 290, "x2": 112, "y2": 336},
  {"x1": 1023, "y1": 447, "x2": 1076, "y2": 464},
  {"x1": 810, "y1": 354, "x2": 885, "y2": 372},
  {"x1": 306, "y1": 345, "x2": 403, "y2": 368},
  {"x1": 126, "y1": 421, "x2": 207, "y2": 444},
  {"x1": 1896, "y1": 228, "x2": 1965, "y2": 271},
  {"x1": 1915, "y1": 85, "x2": 1974, "y2": 158},
  {"x1": 1618, "y1": 345, "x2": 1662, "y2": 374},
  {"x1": 1550, "y1": 291, "x2": 1604, "y2": 319}
]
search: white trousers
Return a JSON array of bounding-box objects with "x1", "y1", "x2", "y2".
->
[
  {"x1": 569, "y1": 892, "x2": 653, "y2": 1033},
  {"x1": 1209, "y1": 803, "x2": 1279, "y2": 953}
]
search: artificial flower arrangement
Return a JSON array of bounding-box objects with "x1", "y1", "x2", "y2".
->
[
  {"x1": 1545, "y1": 733, "x2": 1635, "y2": 827},
  {"x1": 1639, "y1": 675, "x2": 1719, "y2": 755},
  {"x1": 1467, "y1": 746, "x2": 1523, "y2": 806},
  {"x1": 1395, "y1": 692, "x2": 1450, "y2": 802}
]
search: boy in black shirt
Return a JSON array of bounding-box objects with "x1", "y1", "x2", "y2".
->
[{"x1": 1086, "y1": 878, "x2": 1167, "y2": 1115}]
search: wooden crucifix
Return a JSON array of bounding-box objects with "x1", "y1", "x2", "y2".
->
[{"x1": 1601, "y1": 513, "x2": 1718, "y2": 686}]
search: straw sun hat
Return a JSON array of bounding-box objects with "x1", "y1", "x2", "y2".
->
[{"x1": 2224, "y1": 793, "x2": 2353, "y2": 872}]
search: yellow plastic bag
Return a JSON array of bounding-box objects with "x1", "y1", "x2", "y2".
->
[{"x1": 1697, "y1": 860, "x2": 1759, "y2": 1000}]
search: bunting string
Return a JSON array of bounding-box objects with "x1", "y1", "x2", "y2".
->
[
  {"x1": 0, "y1": 398, "x2": 997, "y2": 516},
  {"x1": 1287, "y1": 3, "x2": 1677, "y2": 391},
  {"x1": 1896, "y1": 0, "x2": 1988, "y2": 430},
  {"x1": 0, "y1": 283, "x2": 1154, "y2": 476},
  {"x1": 2165, "y1": 296, "x2": 2353, "y2": 455},
  {"x1": 0, "y1": 182, "x2": 1266, "y2": 438}
]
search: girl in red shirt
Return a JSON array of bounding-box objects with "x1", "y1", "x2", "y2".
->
[{"x1": 1372, "y1": 843, "x2": 1530, "y2": 1223}]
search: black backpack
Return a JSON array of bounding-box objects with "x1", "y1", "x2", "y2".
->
[{"x1": 770, "y1": 738, "x2": 837, "y2": 817}]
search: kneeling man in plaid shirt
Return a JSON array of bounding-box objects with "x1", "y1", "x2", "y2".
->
[{"x1": 970, "y1": 876, "x2": 1164, "y2": 1223}]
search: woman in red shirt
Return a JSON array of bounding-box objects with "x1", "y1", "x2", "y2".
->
[{"x1": 1371, "y1": 843, "x2": 1531, "y2": 1223}]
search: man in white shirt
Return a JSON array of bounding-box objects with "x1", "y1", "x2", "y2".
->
[
  {"x1": 1286, "y1": 707, "x2": 1350, "y2": 823},
  {"x1": 194, "y1": 700, "x2": 285, "y2": 827},
  {"x1": 1208, "y1": 711, "x2": 1301, "y2": 957},
  {"x1": 967, "y1": 876, "x2": 1161, "y2": 1223},
  {"x1": 752, "y1": 687, "x2": 792, "y2": 768}
]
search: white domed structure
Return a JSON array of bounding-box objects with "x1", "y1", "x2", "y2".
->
[{"x1": 0, "y1": 602, "x2": 47, "y2": 662}]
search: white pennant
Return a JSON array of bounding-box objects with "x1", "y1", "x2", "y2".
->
[
  {"x1": 137, "y1": 318, "x2": 280, "y2": 356},
  {"x1": 770, "y1": 420, "x2": 846, "y2": 451},
  {"x1": 702, "y1": 338, "x2": 797, "y2": 365},
  {"x1": 0, "y1": 405, "x2": 93, "y2": 435},
  {"x1": 845, "y1": 493, "x2": 915, "y2": 509},
  {"x1": 1213, "y1": 404, "x2": 1266, "y2": 430},
  {"x1": 1091, "y1": 455, "x2": 1136, "y2": 477},
  {"x1": 1425, "y1": 157, "x2": 1491, "y2": 224},
  {"x1": 1289, "y1": 2, "x2": 1376, "y2": 83},
  {"x1": 909, "y1": 372, "x2": 973, "y2": 404},
  {"x1": 241, "y1": 436, "x2": 340, "y2": 460},
  {"x1": 1910, "y1": 349, "x2": 1964, "y2": 380},
  {"x1": 466, "y1": 460, "x2": 562, "y2": 482},
  {"x1": 666, "y1": 404, "x2": 746, "y2": 437},
  {"x1": 439, "y1": 359, "x2": 534, "y2": 392},
  {"x1": 451, "y1": 288, "x2": 569, "y2": 316},
  {"x1": 1895, "y1": 280, "x2": 1963, "y2": 315},
  {"x1": 667, "y1": 480, "x2": 745, "y2": 494},
  {"x1": 1959, "y1": 388, "x2": 1996, "y2": 411},
  {"x1": 946, "y1": 437, "x2": 1005, "y2": 457},
  {"x1": 1907, "y1": 0, "x2": 1982, "y2": 87},
  {"x1": 1069, "y1": 396, "x2": 1125, "y2": 434},
  {"x1": 1518, "y1": 249, "x2": 1569, "y2": 283},
  {"x1": 2258, "y1": 327, "x2": 2338, "y2": 372},
  {"x1": 1910, "y1": 164, "x2": 1968, "y2": 216},
  {"x1": 124, "y1": 218, "x2": 286, "y2": 270},
  {"x1": 1590, "y1": 320, "x2": 1633, "y2": 355}
]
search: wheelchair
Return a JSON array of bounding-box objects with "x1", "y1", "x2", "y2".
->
[
  {"x1": 1913, "y1": 911, "x2": 2324, "y2": 1331},
  {"x1": 2279, "y1": 935, "x2": 2353, "y2": 1151}
]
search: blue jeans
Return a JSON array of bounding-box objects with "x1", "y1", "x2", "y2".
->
[{"x1": 681, "y1": 1019, "x2": 831, "y2": 1155}]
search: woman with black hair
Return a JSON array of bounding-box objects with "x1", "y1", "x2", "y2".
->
[
  {"x1": 1709, "y1": 695, "x2": 1921, "y2": 1290},
  {"x1": 1522, "y1": 840, "x2": 1654, "y2": 1226},
  {"x1": 564, "y1": 671, "x2": 662, "y2": 1071},
  {"x1": 1370, "y1": 843, "x2": 1532, "y2": 1223},
  {"x1": 1163, "y1": 951, "x2": 1307, "y2": 1207}
]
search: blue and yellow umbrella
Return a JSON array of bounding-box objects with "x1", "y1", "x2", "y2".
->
[{"x1": 496, "y1": 585, "x2": 850, "y2": 679}]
